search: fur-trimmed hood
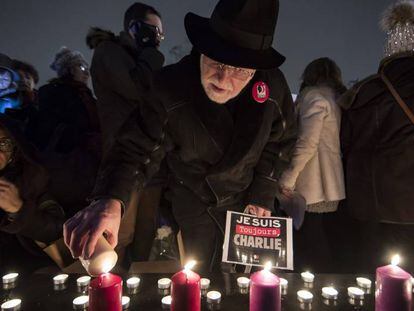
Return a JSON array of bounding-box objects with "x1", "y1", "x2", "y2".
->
[{"x1": 86, "y1": 27, "x2": 117, "y2": 49}]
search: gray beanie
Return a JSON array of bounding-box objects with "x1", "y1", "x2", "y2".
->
[
  {"x1": 381, "y1": 0, "x2": 414, "y2": 57},
  {"x1": 50, "y1": 47, "x2": 88, "y2": 77}
]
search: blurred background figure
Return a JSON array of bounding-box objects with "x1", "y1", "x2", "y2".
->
[
  {"x1": 279, "y1": 57, "x2": 346, "y2": 273},
  {"x1": 0, "y1": 54, "x2": 20, "y2": 114},
  {"x1": 28, "y1": 47, "x2": 101, "y2": 218},
  {"x1": 0, "y1": 114, "x2": 64, "y2": 275},
  {"x1": 340, "y1": 0, "x2": 414, "y2": 273},
  {"x1": 86, "y1": 2, "x2": 166, "y2": 265}
]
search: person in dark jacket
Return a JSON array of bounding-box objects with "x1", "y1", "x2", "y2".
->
[
  {"x1": 28, "y1": 47, "x2": 101, "y2": 218},
  {"x1": 86, "y1": 2, "x2": 165, "y2": 154},
  {"x1": 0, "y1": 114, "x2": 64, "y2": 275},
  {"x1": 64, "y1": 0, "x2": 297, "y2": 272},
  {"x1": 86, "y1": 2, "x2": 165, "y2": 263},
  {"x1": 339, "y1": 1, "x2": 414, "y2": 273},
  {"x1": 4, "y1": 59, "x2": 40, "y2": 128}
]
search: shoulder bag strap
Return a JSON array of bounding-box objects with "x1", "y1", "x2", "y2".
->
[{"x1": 380, "y1": 71, "x2": 414, "y2": 125}]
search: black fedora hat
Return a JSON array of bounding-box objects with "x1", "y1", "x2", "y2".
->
[{"x1": 185, "y1": 0, "x2": 285, "y2": 70}]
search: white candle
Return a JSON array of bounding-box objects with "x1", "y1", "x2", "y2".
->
[
  {"x1": 297, "y1": 290, "x2": 313, "y2": 303},
  {"x1": 280, "y1": 278, "x2": 288, "y2": 289},
  {"x1": 237, "y1": 277, "x2": 250, "y2": 288},
  {"x1": 79, "y1": 236, "x2": 118, "y2": 276},
  {"x1": 347, "y1": 286, "x2": 364, "y2": 299},
  {"x1": 161, "y1": 295, "x2": 172, "y2": 309},
  {"x1": 206, "y1": 291, "x2": 221, "y2": 304},
  {"x1": 126, "y1": 277, "x2": 141, "y2": 289},
  {"x1": 72, "y1": 296, "x2": 89, "y2": 310},
  {"x1": 356, "y1": 277, "x2": 371, "y2": 289},
  {"x1": 76, "y1": 276, "x2": 91, "y2": 287},
  {"x1": 322, "y1": 287, "x2": 338, "y2": 300},
  {"x1": 122, "y1": 296, "x2": 130, "y2": 310},
  {"x1": 2, "y1": 273, "x2": 18, "y2": 285},
  {"x1": 1, "y1": 299, "x2": 21, "y2": 311},
  {"x1": 200, "y1": 278, "x2": 210, "y2": 290},
  {"x1": 301, "y1": 271, "x2": 315, "y2": 283},
  {"x1": 158, "y1": 278, "x2": 171, "y2": 289},
  {"x1": 53, "y1": 274, "x2": 69, "y2": 285}
]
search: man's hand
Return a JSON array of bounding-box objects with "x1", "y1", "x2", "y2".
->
[
  {"x1": 245, "y1": 204, "x2": 271, "y2": 217},
  {"x1": 63, "y1": 199, "x2": 122, "y2": 259},
  {"x1": 279, "y1": 185, "x2": 294, "y2": 199},
  {"x1": 0, "y1": 178, "x2": 23, "y2": 214}
]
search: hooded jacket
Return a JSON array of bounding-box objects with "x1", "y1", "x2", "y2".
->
[
  {"x1": 86, "y1": 27, "x2": 164, "y2": 155},
  {"x1": 340, "y1": 52, "x2": 414, "y2": 223},
  {"x1": 0, "y1": 115, "x2": 64, "y2": 272}
]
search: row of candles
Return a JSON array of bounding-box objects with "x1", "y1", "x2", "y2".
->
[{"x1": 1, "y1": 255, "x2": 413, "y2": 310}]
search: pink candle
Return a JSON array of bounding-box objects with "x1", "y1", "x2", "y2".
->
[
  {"x1": 171, "y1": 260, "x2": 201, "y2": 311},
  {"x1": 89, "y1": 273, "x2": 123, "y2": 311},
  {"x1": 375, "y1": 255, "x2": 412, "y2": 311},
  {"x1": 250, "y1": 262, "x2": 281, "y2": 311}
]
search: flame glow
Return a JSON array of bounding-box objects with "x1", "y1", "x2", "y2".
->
[
  {"x1": 391, "y1": 254, "x2": 400, "y2": 266},
  {"x1": 184, "y1": 260, "x2": 196, "y2": 272},
  {"x1": 264, "y1": 261, "x2": 272, "y2": 271}
]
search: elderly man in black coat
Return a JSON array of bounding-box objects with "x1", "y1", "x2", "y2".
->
[{"x1": 64, "y1": 0, "x2": 297, "y2": 271}]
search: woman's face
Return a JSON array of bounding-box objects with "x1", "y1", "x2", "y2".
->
[
  {"x1": 71, "y1": 63, "x2": 90, "y2": 84},
  {"x1": 0, "y1": 128, "x2": 14, "y2": 170}
]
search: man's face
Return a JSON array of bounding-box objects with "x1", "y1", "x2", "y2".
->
[
  {"x1": 144, "y1": 13, "x2": 164, "y2": 47},
  {"x1": 18, "y1": 70, "x2": 35, "y2": 91},
  {"x1": 200, "y1": 54, "x2": 256, "y2": 104},
  {"x1": 71, "y1": 63, "x2": 90, "y2": 85}
]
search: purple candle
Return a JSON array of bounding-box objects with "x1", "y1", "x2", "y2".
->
[
  {"x1": 250, "y1": 262, "x2": 281, "y2": 311},
  {"x1": 375, "y1": 255, "x2": 413, "y2": 311}
]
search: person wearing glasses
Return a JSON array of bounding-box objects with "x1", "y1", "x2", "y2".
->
[
  {"x1": 0, "y1": 114, "x2": 64, "y2": 275},
  {"x1": 65, "y1": 0, "x2": 297, "y2": 272},
  {"x1": 87, "y1": 2, "x2": 165, "y2": 155},
  {"x1": 28, "y1": 47, "x2": 101, "y2": 219},
  {"x1": 86, "y1": 2, "x2": 166, "y2": 263}
]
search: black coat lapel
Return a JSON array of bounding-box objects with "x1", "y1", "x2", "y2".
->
[
  {"x1": 191, "y1": 71, "x2": 234, "y2": 156},
  {"x1": 208, "y1": 76, "x2": 266, "y2": 175}
]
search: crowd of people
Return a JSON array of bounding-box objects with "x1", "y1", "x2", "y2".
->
[{"x1": 0, "y1": 0, "x2": 413, "y2": 275}]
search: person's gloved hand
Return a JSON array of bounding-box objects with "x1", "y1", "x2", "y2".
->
[{"x1": 63, "y1": 198, "x2": 122, "y2": 259}]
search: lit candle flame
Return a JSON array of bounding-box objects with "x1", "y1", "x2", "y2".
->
[
  {"x1": 184, "y1": 260, "x2": 196, "y2": 272},
  {"x1": 102, "y1": 260, "x2": 113, "y2": 274},
  {"x1": 264, "y1": 261, "x2": 272, "y2": 271},
  {"x1": 391, "y1": 254, "x2": 400, "y2": 266}
]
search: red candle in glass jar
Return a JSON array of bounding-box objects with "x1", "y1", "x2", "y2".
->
[
  {"x1": 171, "y1": 260, "x2": 201, "y2": 311},
  {"x1": 89, "y1": 273, "x2": 123, "y2": 311}
]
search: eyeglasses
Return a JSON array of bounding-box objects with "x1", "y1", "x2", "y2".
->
[
  {"x1": 0, "y1": 138, "x2": 14, "y2": 153},
  {"x1": 142, "y1": 22, "x2": 165, "y2": 42},
  {"x1": 204, "y1": 58, "x2": 255, "y2": 81},
  {"x1": 79, "y1": 65, "x2": 89, "y2": 73}
]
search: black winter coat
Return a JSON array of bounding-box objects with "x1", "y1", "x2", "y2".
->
[
  {"x1": 0, "y1": 115, "x2": 64, "y2": 274},
  {"x1": 92, "y1": 52, "x2": 297, "y2": 222},
  {"x1": 87, "y1": 28, "x2": 165, "y2": 155},
  {"x1": 340, "y1": 52, "x2": 414, "y2": 223}
]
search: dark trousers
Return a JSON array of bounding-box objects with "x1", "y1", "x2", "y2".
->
[
  {"x1": 353, "y1": 221, "x2": 414, "y2": 274},
  {"x1": 293, "y1": 212, "x2": 335, "y2": 273}
]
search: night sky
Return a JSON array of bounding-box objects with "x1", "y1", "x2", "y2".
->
[{"x1": 0, "y1": 0, "x2": 393, "y2": 92}]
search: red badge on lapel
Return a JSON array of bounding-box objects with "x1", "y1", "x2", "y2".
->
[{"x1": 252, "y1": 81, "x2": 269, "y2": 103}]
